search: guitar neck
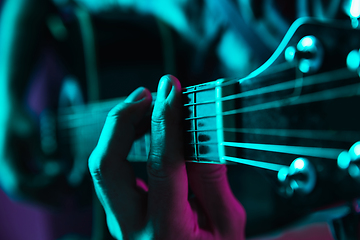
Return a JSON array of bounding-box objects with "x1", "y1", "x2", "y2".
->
[
  {"x1": 55, "y1": 82, "x2": 229, "y2": 164},
  {"x1": 51, "y1": 19, "x2": 360, "y2": 172}
]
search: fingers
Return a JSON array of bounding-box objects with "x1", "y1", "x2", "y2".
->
[
  {"x1": 148, "y1": 75, "x2": 183, "y2": 172},
  {"x1": 88, "y1": 87, "x2": 152, "y2": 237},
  {"x1": 187, "y1": 163, "x2": 246, "y2": 238},
  {"x1": 147, "y1": 75, "x2": 193, "y2": 234}
]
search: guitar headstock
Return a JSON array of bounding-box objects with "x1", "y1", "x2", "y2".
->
[
  {"x1": 238, "y1": 18, "x2": 360, "y2": 234},
  {"x1": 182, "y1": 18, "x2": 360, "y2": 235}
]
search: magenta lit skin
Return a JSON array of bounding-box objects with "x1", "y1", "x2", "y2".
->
[{"x1": 89, "y1": 75, "x2": 246, "y2": 239}]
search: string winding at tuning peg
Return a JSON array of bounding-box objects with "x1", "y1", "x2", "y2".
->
[
  {"x1": 278, "y1": 157, "x2": 316, "y2": 197},
  {"x1": 337, "y1": 141, "x2": 360, "y2": 179}
]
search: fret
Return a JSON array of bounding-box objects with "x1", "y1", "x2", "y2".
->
[
  {"x1": 184, "y1": 82, "x2": 222, "y2": 163},
  {"x1": 216, "y1": 79, "x2": 226, "y2": 164},
  {"x1": 57, "y1": 79, "x2": 239, "y2": 165},
  {"x1": 192, "y1": 87, "x2": 199, "y2": 161},
  {"x1": 183, "y1": 86, "x2": 198, "y2": 161}
]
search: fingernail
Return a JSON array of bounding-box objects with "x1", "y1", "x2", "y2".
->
[
  {"x1": 124, "y1": 87, "x2": 146, "y2": 103},
  {"x1": 157, "y1": 75, "x2": 173, "y2": 101}
]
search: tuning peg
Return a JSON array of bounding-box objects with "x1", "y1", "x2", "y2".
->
[
  {"x1": 337, "y1": 142, "x2": 360, "y2": 179},
  {"x1": 278, "y1": 158, "x2": 316, "y2": 197},
  {"x1": 285, "y1": 35, "x2": 324, "y2": 74},
  {"x1": 343, "y1": 0, "x2": 360, "y2": 28},
  {"x1": 347, "y1": 49, "x2": 360, "y2": 76}
]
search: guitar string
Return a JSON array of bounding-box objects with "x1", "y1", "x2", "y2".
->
[
  {"x1": 60, "y1": 129, "x2": 358, "y2": 154},
  {"x1": 57, "y1": 66, "x2": 355, "y2": 123},
  {"x1": 57, "y1": 70, "x2": 350, "y2": 127},
  {"x1": 221, "y1": 142, "x2": 343, "y2": 159},
  {"x1": 60, "y1": 128, "x2": 347, "y2": 160},
  {"x1": 58, "y1": 84, "x2": 360, "y2": 146},
  {"x1": 186, "y1": 141, "x2": 348, "y2": 162},
  {"x1": 54, "y1": 65, "x2": 356, "y2": 170},
  {"x1": 57, "y1": 94, "x2": 156, "y2": 122},
  {"x1": 60, "y1": 135, "x2": 290, "y2": 171},
  {"x1": 182, "y1": 64, "x2": 350, "y2": 96},
  {"x1": 58, "y1": 81, "x2": 360, "y2": 150},
  {"x1": 62, "y1": 140, "x2": 289, "y2": 171},
  {"x1": 58, "y1": 131, "x2": 359, "y2": 165},
  {"x1": 187, "y1": 128, "x2": 360, "y2": 143},
  {"x1": 182, "y1": 61, "x2": 294, "y2": 94},
  {"x1": 57, "y1": 84, "x2": 359, "y2": 147},
  {"x1": 59, "y1": 126, "x2": 345, "y2": 171},
  {"x1": 182, "y1": 156, "x2": 287, "y2": 171},
  {"x1": 126, "y1": 155, "x2": 288, "y2": 171},
  {"x1": 220, "y1": 156, "x2": 287, "y2": 171},
  {"x1": 59, "y1": 105, "x2": 360, "y2": 146},
  {"x1": 60, "y1": 122, "x2": 358, "y2": 169},
  {"x1": 185, "y1": 82, "x2": 360, "y2": 121},
  {"x1": 183, "y1": 67, "x2": 354, "y2": 107}
]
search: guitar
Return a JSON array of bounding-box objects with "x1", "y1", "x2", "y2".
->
[{"x1": 41, "y1": 18, "x2": 360, "y2": 236}]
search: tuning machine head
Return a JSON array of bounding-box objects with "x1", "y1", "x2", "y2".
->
[
  {"x1": 343, "y1": 0, "x2": 360, "y2": 28},
  {"x1": 285, "y1": 35, "x2": 324, "y2": 74},
  {"x1": 337, "y1": 142, "x2": 360, "y2": 179},
  {"x1": 347, "y1": 49, "x2": 360, "y2": 77},
  {"x1": 278, "y1": 158, "x2": 317, "y2": 197}
]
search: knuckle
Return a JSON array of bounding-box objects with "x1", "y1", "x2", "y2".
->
[
  {"x1": 88, "y1": 149, "x2": 99, "y2": 171},
  {"x1": 107, "y1": 103, "x2": 128, "y2": 123},
  {"x1": 107, "y1": 102, "x2": 145, "y2": 128},
  {"x1": 147, "y1": 154, "x2": 168, "y2": 179},
  {"x1": 152, "y1": 100, "x2": 177, "y2": 123},
  {"x1": 151, "y1": 107, "x2": 166, "y2": 125},
  {"x1": 88, "y1": 149, "x2": 107, "y2": 182},
  {"x1": 147, "y1": 151, "x2": 181, "y2": 180}
]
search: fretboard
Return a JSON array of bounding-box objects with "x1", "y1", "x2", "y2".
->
[{"x1": 54, "y1": 83, "x2": 227, "y2": 163}]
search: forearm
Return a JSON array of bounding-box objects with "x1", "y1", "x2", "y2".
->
[{"x1": 0, "y1": 0, "x2": 49, "y2": 103}]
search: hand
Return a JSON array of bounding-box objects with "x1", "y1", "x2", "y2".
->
[{"x1": 88, "y1": 75, "x2": 246, "y2": 239}]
